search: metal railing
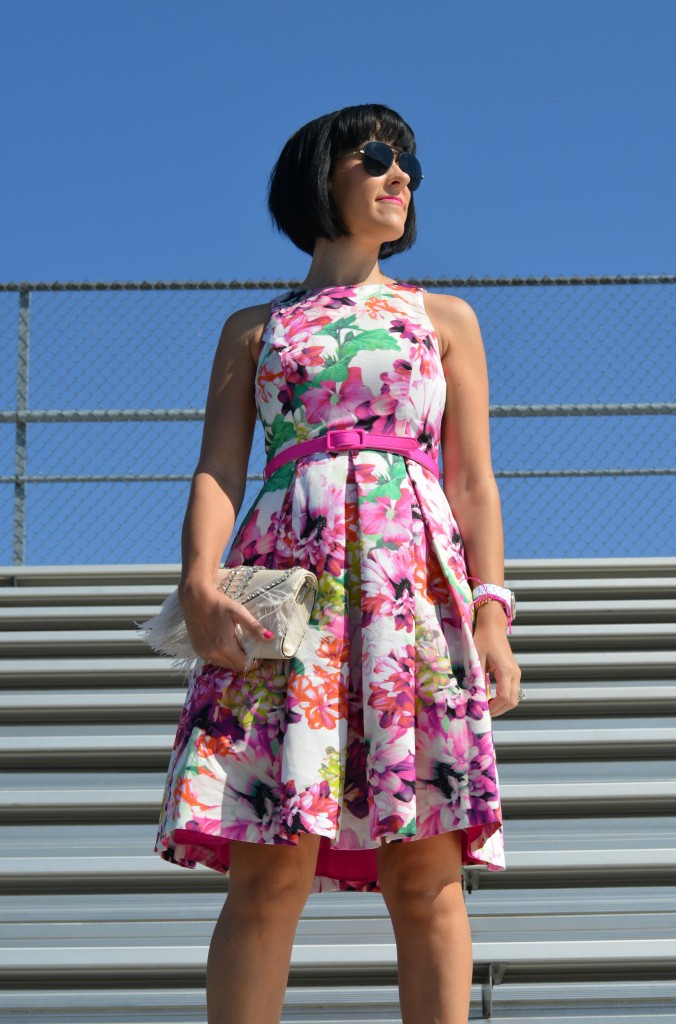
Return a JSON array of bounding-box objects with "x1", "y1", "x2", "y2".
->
[{"x1": 1, "y1": 276, "x2": 674, "y2": 564}]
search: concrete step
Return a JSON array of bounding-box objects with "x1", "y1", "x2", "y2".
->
[
  {"x1": 2, "y1": 598, "x2": 675, "y2": 629},
  {"x1": 510, "y1": 623, "x2": 676, "y2": 652},
  {"x1": 503, "y1": 558, "x2": 676, "y2": 581},
  {"x1": 3, "y1": 815, "x2": 670, "y2": 859},
  {"x1": 0, "y1": 565, "x2": 184, "y2": 588},
  {"x1": 511, "y1": 598, "x2": 676, "y2": 625},
  {"x1": 0, "y1": 630, "x2": 162, "y2": 657},
  {"x1": 4, "y1": 887, "x2": 675, "y2": 923},
  {"x1": 2, "y1": 557, "x2": 673, "y2": 588},
  {"x1": 2, "y1": 937, "x2": 675, "y2": 987},
  {"x1": 1, "y1": 622, "x2": 674, "y2": 656},
  {"x1": 0, "y1": 605, "x2": 175, "y2": 629},
  {"x1": 0, "y1": 689, "x2": 185, "y2": 723},
  {"x1": 1, "y1": 846, "x2": 675, "y2": 894},
  {"x1": 0, "y1": 657, "x2": 180, "y2": 687},
  {"x1": 1, "y1": 720, "x2": 675, "y2": 768},
  {"x1": 2, "y1": 776, "x2": 674, "y2": 823},
  {"x1": 0, "y1": 585, "x2": 175, "y2": 607},
  {"x1": 2, "y1": 649, "x2": 675, "y2": 687},
  {"x1": 1, "y1": 569, "x2": 674, "y2": 606},
  {"x1": 1, "y1": 682, "x2": 675, "y2": 723},
  {"x1": 6, "y1": 901, "x2": 676, "y2": 945},
  {"x1": 1, "y1": 981, "x2": 676, "y2": 1024},
  {"x1": 1, "y1": 819, "x2": 671, "y2": 892}
]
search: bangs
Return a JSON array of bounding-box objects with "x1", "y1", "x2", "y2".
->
[{"x1": 330, "y1": 104, "x2": 417, "y2": 156}]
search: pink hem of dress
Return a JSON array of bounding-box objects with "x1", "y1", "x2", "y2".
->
[{"x1": 158, "y1": 817, "x2": 505, "y2": 890}]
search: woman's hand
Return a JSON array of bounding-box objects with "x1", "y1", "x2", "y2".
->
[
  {"x1": 473, "y1": 600, "x2": 521, "y2": 717},
  {"x1": 178, "y1": 581, "x2": 274, "y2": 673}
]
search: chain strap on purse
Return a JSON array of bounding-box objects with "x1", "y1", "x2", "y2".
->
[{"x1": 216, "y1": 565, "x2": 318, "y2": 660}]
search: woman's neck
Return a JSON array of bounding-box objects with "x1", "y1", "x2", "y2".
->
[{"x1": 298, "y1": 239, "x2": 396, "y2": 290}]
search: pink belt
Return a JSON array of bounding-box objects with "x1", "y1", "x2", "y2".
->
[{"x1": 263, "y1": 428, "x2": 440, "y2": 482}]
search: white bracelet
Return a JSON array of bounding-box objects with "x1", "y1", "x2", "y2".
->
[{"x1": 471, "y1": 584, "x2": 516, "y2": 631}]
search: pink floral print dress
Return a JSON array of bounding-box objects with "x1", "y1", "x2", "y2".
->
[{"x1": 154, "y1": 281, "x2": 506, "y2": 891}]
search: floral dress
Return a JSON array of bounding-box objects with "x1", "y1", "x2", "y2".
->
[{"x1": 153, "y1": 281, "x2": 506, "y2": 891}]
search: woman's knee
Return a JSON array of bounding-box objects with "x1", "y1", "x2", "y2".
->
[
  {"x1": 377, "y1": 832, "x2": 465, "y2": 920},
  {"x1": 227, "y1": 834, "x2": 320, "y2": 915}
]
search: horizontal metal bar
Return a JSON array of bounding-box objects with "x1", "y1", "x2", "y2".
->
[
  {"x1": 0, "y1": 557, "x2": 671, "y2": 581},
  {"x1": 0, "y1": 468, "x2": 673, "y2": 485},
  {"x1": 0, "y1": 279, "x2": 301, "y2": 293},
  {"x1": 0, "y1": 467, "x2": 674, "y2": 485},
  {"x1": 490, "y1": 402, "x2": 676, "y2": 417},
  {"x1": 0, "y1": 402, "x2": 673, "y2": 424},
  {"x1": 495, "y1": 468, "x2": 676, "y2": 478},
  {"x1": 251, "y1": 468, "x2": 676, "y2": 483},
  {"x1": 0, "y1": 408, "x2": 204, "y2": 423},
  {"x1": 0, "y1": 474, "x2": 193, "y2": 483},
  {"x1": 1, "y1": 274, "x2": 675, "y2": 291}
]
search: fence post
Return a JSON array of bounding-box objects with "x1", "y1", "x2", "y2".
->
[{"x1": 13, "y1": 286, "x2": 30, "y2": 565}]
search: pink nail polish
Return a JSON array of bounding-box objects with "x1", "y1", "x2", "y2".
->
[{"x1": 263, "y1": 629, "x2": 274, "y2": 639}]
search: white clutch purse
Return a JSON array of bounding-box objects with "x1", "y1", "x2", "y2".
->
[{"x1": 140, "y1": 564, "x2": 318, "y2": 672}]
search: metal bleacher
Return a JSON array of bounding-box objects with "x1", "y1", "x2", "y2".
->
[{"x1": 1, "y1": 558, "x2": 675, "y2": 1023}]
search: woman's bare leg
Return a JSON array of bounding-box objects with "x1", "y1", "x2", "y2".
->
[
  {"x1": 206, "y1": 834, "x2": 320, "y2": 1024},
  {"x1": 377, "y1": 831, "x2": 472, "y2": 1024}
]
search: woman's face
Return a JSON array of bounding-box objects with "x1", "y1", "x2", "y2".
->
[{"x1": 329, "y1": 139, "x2": 412, "y2": 245}]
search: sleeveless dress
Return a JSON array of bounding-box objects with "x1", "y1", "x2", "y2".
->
[{"x1": 153, "y1": 281, "x2": 506, "y2": 891}]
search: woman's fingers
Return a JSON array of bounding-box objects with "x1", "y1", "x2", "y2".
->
[
  {"x1": 473, "y1": 627, "x2": 520, "y2": 717},
  {"x1": 228, "y1": 606, "x2": 275, "y2": 667},
  {"x1": 487, "y1": 653, "x2": 522, "y2": 717},
  {"x1": 191, "y1": 598, "x2": 276, "y2": 673},
  {"x1": 197, "y1": 629, "x2": 248, "y2": 673},
  {"x1": 233, "y1": 605, "x2": 276, "y2": 647}
]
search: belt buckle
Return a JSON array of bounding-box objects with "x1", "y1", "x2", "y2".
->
[{"x1": 326, "y1": 429, "x2": 365, "y2": 451}]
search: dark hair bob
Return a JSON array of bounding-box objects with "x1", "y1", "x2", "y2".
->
[{"x1": 267, "y1": 103, "x2": 418, "y2": 259}]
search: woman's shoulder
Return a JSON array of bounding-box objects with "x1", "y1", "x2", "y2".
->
[
  {"x1": 216, "y1": 298, "x2": 273, "y2": 351},
  {"x1": 221, "y1": 298, "x2": 274, "y2": 334},
  {"x1": 420, "y1": 291, "x2": 482, "y2": 361},
  {"x1": 421, "y1": 289, "x2": 478, "y2": 321},
  {"x1": 206, "y1": 300, "x2": 274, "y2": 375},
  {"x1": 220, "y1": 285, "x2": 299, "y2": 334}
]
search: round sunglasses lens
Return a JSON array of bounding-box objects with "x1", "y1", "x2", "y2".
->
[
  {"x1": 360, "y1": 142, "x2": 422, "y2": 191},
  {"x1": 398, "y1": 152, "x2": 423, "y2": 191},
  {"x1": 361, "y1": 141, "x2": 393, "y2": 176}
]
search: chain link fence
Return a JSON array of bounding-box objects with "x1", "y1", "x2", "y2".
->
[{"x1": 1, "y1": 276, "x2": 674, "y2": 564}]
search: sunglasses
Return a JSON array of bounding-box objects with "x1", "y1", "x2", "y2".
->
[{"x1": 342, "y1": 140, "x2": 424, "y2": 192}]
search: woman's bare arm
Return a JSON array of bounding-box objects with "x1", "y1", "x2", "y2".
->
[
  {"x1": 424, "y1": 292, "x2": 521, "y2": 715},
  {"x1": 177, "y1": 301, "x2": 272, "y2": 669},
  {"x1": 424, "y1": 293, "x2": 504, "y2": 586}
]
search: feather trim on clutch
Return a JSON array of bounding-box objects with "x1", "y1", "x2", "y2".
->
[{"x1": 139, "y1": 564, "x2": 319, "y2": 675}]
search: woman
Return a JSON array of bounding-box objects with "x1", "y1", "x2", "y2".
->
[{"x1": 154, "y1": 103, "x2": 521, "y2": 1024}]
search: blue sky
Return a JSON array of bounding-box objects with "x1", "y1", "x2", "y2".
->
[
  {"x1": 1, "y1": 1, "x2": 674, "y2": 563},
  {"x1": 2, "y1": 0, "x2": 674, "y2": 283}
]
